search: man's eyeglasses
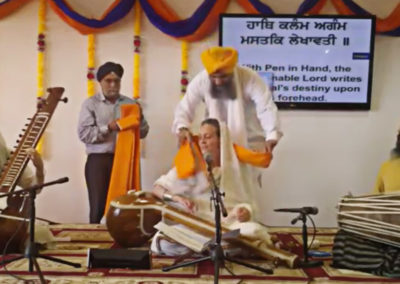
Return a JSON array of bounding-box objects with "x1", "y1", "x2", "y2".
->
[{"x1": 103, "y1": 78, "x2": 121, "y2": 84}]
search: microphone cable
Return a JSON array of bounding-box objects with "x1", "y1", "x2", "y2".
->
[
  {"x1": 1, "y1": 209, "x2": 31, "y2": 283},
  {"x1": 306, "y1": 214, "x2": 317, "y2": 252}
]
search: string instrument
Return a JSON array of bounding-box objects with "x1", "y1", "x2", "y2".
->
[
  {"x1": 106, "y1": 191, "x2": 299, "y2": 268},
  {"x1": 338, "y1": 192, "x2": 400, "y2": 247},
  {"x1": 0, "y1": 87, "x2": 66, "y2": 252}
]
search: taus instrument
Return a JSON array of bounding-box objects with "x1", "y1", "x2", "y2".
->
[
  {"x1": 0, "y1": 87, "x2": 66, "y2": 253},
  {"x1": 106, "y1": 191, "x2": 299, "y2": 268}
]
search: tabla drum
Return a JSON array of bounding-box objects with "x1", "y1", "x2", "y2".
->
[{"x1": 106, "y1": 191, "x2": 162, "y2": 247}]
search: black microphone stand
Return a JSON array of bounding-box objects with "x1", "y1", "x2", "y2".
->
[
  {"x1": 162, "y1": 161, "x2": 273, "y2": 283},
  {"x1": 291, "y1": 212, "x2": 322, "y2": 268},
  {"x1": 0, "y1": 177, "x2": 81, "y2": 284}
]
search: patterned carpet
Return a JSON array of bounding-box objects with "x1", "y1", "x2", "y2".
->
[{"x1": 0, "y1": 224, "x2": 399, "y2": 283}]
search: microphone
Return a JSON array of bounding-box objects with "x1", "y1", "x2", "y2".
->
[
  {"x1": 52, "y1": 177, "x2": 69, "y2": 184},
  {"x1": 0, "y1": 177, "x2": 69, "y2": 199},
  {"x1": 203, "y1": 152, "x2": 228, "y2": 217},
  {"x1": 291, "y1": 215, "x2": 302, "y2": 225},
  {"x1": 23, "y1": 177, "x2": 69, "y2": 193},
  {"x1": 274, "y1": 206, "x2": 318, "y2": 215},
  {"x1": 203, "y1": 153, "x2": 213, "y2": 167}
]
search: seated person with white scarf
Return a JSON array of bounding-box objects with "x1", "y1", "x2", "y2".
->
[{"x1": 151, "y1": 118, "x2": 272, "y2": 256}]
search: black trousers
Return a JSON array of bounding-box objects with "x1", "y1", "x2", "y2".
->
[{"x1": 85, "y1": 153, "x2": 114, "y2": 224}]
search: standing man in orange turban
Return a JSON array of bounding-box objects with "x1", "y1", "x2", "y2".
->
[{"x1": 173, "y1": 46, "x2": 282, "y2": 154}]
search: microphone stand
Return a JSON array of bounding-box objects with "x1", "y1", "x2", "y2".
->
[
  {"x1": 162, "y1": 161, "x2": 273, "y2": 283},
  {"x1": 291, "y1": 212, "x2": 322, "y2": 268},
  {"x1": 0, "y1": 177, "x2": 81, "y2": 284}
]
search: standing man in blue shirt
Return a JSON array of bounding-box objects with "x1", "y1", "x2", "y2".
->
[{"x1": 78, "y1": 62, "x2": 149, "y2": 223}]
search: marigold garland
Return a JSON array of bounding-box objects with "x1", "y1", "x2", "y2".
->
[
  {"x1": 0, "y1": 0, "x2": 30, "y2": 20},
  {"x1": 141, "y1": 0, "x2": 229, "y2": 42},
  {"x1": 47, "y1": 0, "x2": 134, "y2": 34},
  {"x1": 37, "y1": 0, "x2": 46, "y2": 98},
  {"x1": 87, "y1": 34, "x2": 96, "y2": 97},
  {"x1": 3, "y1": 0, "x2": 400, "y2": 37},
  {"x1": 331, "y1": 0, "x2": 400, "y2": 34},
  {"x1": 180, "y1": 41, "x2": 189, "y2": 98},
  {"x1": 133, "y1": 0, "x2": 144, "y2": 160},
  {"x1": 133, "y1": 0, "x2": 141, "y2": 99},
  {"x1": 36, "y1": 0, "x2": 46, "y2": 154}
]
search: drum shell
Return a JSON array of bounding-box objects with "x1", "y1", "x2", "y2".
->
[
  {"x1": 337, "y1": 194, "x2": 400, "y2": 247},
  {"x1": 106, "y1": 192, "x2": 161, "y2": 247}
]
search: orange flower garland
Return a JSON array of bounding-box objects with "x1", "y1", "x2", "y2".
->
[
  {"x1": 87, "y1": 34, "x2": 96, "y2": 97},
  {"x1": 133, "y1": 0, "x2": 141, "y2": 99},
  {"x1": 180, "y1": 41, "x2": 189, "y2": 98},
  {"x1": 36, "y1": 0, "x2": 46, "y2": 154}
]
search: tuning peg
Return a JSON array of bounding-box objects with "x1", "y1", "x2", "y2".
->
[
  {"x1": 27, "y1": 118, "x2": 32, "y2": 120},
  {"x1": 16, "y1": 140, "x2": 20, "y2": 143},
  {"x1": 19, "y1": 134, "x2": 23, "y2": 137},
  {"x1": 59, "y1": 97, "x2": 68, "y2": 103},
  {"x1": 36, "y1": 97, "x2": 47, "y2": 109}
]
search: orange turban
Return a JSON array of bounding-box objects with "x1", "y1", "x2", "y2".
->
[{"x1": 201, "y1": 47, "x2": 238, "y2": 75}]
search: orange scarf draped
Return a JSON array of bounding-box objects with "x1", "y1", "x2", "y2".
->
[
  {"x1": 175, "y1": 136, "x2": 272, "y2": 179},
  {"x1": 174, "y1": 137, "x2": 207, "y2": 179},
  {"x1": 104, "y1": 104, "x2": 141, "y2": 214},
  {"x1": 233, "y1": 144, "x2": 272, "y2": 168}
]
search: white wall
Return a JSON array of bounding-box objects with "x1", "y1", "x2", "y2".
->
[{"x1": 0, "y1": 0, "x2": 399, "y2": 226}]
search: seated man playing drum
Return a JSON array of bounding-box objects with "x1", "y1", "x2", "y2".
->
[
  {"x1": 151, "y1": 118, "x2": 272, "y2": 256},
  {"x1": 332, "y1": 129, "x2": 400, "y2": 276}
]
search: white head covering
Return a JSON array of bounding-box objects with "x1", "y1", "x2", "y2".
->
[
  {"x1": 155, "y1": 121, "x2": 258, "y2": 219},
  {"x1": 219, "y1": 122, "x2": 258, "y2": 216}
]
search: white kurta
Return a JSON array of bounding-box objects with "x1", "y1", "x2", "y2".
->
[
  {"x1": 154, "y1": 167, "x2": 214, "y2": 221},
  {"x1": 155, "y1": 122, "x2": 258, "y2": 220},
  {"x1": 150, "y1": 123, "x2": 273, "y2": 256},
  {"x1": 172, "y1": 66, "x2": 282, "y2": 149},
  {"x1": 154, "y1": 167, "x2": 253, "y2": 221},
  {"x1": 151, "y1": 166, "x2": 272, "y2": 256}
]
